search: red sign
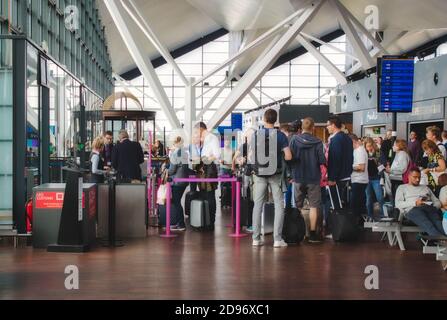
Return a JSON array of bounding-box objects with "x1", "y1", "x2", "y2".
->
[{"x1": 35, "y1": 192, "x2": 85, "y2": 209}]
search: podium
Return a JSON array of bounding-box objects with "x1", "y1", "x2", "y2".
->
[{"x1": 47, "y1": 167, "x2": 95, "y2": 253}]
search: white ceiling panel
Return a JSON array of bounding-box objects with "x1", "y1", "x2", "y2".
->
[{"x1": 97, "y1": 0, "x2": 447, "y2": 76}]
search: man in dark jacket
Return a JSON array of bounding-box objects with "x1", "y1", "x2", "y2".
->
[
  {"x1": 326, "y1": 116, "x2": 353, "y2": 208},
  {"x1": 102, "y1": 131, "x2": 114, "y2": 167},
  {"x1": 290, "y1": 117, "x2": 326, "y2": 243},
  {"x1": 112, "y1": 130, "x2": 144, "y2": 183}
]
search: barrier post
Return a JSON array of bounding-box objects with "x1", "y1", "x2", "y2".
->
[
  {"x1": 229, "y1": 179, "x2": 248, "y2": 238},
  {"x1": 225, "y1": 180, "x2": 235, "y2": 228},
  {"x1": 160, "y1": 181, "x2": 177, "y2": 238},
  {"x1": 147, "y1": 130, "x2": 152, "y2": 216}
]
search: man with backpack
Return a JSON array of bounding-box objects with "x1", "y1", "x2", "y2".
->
[
  {"x1": 289, "y1": 117, "x2": 326, "y2": 243},
  {"x1": 249, "y1": 109, "x2": 292, "y2": 248}
]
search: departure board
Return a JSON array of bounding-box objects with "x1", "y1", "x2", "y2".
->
[{"x1": 377, "y1": 56, "x2": 415, "y2": 113}]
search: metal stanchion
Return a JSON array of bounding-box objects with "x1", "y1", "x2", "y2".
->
[
  {"x1": 225, "y1": 180, "x2": 235, "y2": 228},
  {"x1": 160, "y1": 181, "x2": 177, "y2": 238},
  {"x1": 229, "y1": 178, "x2": 248, "y2": 238},
  {"x1": 157, "y1": 177, "x2": 247, "y2": 240},
  {"x1": 102, "y1": 171, "x2": 123, "y2": 247}
]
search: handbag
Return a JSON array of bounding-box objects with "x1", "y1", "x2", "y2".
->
[
  {"x1": 156, "y1": 184, "x2": 168, "y2": 205},
  {"x1": 157, "y1": 168, "x2": 171, "y2": 205}
]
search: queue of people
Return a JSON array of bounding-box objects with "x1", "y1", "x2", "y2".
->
[{"x1": 89, "y1": 113, "x2": 447, "y2": 247}]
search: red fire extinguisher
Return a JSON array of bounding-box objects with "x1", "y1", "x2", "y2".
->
[{"x1": 25, "y1": 199, "x2": 33, "y2": 234}]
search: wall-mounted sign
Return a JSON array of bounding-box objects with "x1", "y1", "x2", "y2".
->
[
  {"x1": 35, "y1": 192, "x2": 85, "y2": 209},
  {"x1": 377, "y1": 56, "x2": 415, "y2": 113}
]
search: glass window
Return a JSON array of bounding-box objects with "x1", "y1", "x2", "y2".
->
[
  {"x1": 290, "y1": 76, "x2": 319, "y2": 87},
  {"x1": 0, "y1": 39, "x2": 13, "y2": 228},
  {"x1": 261, "y1": 75, "x2": 290, "y2": 87}
]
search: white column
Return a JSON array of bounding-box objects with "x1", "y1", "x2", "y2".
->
[{"x1": 185, "y1": 78, "x2": 196, "y2": 144}]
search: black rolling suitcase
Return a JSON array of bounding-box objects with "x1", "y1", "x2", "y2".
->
[
  {"x1": 233, "y1": 196, "x2": 253, "y2": 228},
  {"x1": 282, "y1": 207, "x2": 306, "y2": 244},
  {"x1": 327, "y1": 185, "x2": 360, "y2": 242},
  {"x1": 158, "y1": 205, "x2": 178, "y2": 227},
  {"x1": 220, "y1": 184, "x2": 232, "y2": 208}
]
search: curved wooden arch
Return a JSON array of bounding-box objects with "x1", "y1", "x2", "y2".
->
[{"x1": 103, "y1": 91, "x2": 143, "y2": 110}]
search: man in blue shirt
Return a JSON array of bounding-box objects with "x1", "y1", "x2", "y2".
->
[
  {"x1": 249, "y1": 109, "x2": 292, "y2": 248},
  {"x1": 326, "y1": 116, "x2": 353, "y2": 208}
]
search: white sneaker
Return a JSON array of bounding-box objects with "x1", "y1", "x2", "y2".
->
[
  {"x1": 273, "y1": 240, "x2": 288, "y2": 248},
  {"x1": 325, "y1": 234, "x2": 333, "y2": 239},
  {"x1": 252, "y1": 239, "x2": 264, "y2": 246}
]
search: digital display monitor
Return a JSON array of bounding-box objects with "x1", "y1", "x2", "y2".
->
[{"x1": 377, "y1": 56, "x2": 415, "y2": 113}]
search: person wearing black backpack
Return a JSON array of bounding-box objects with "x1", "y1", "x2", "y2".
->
[{"x1": 249, "y1": 109, "x2": 292, "y2": 248}]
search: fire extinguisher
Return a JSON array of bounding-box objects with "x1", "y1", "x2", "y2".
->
[{"x1": 25, "y1": 199, "x2": 33, "y2": 234}]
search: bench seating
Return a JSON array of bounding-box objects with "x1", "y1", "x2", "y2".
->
[{"x1": 365, "y1": 208, "x2": 422, "y2": 251}]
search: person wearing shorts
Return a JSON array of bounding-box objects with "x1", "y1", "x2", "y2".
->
[{"x1": 289, "y1": 117, "x2": 326, "y2": 243}]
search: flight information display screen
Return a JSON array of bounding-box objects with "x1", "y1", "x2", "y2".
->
[{"x1": 377, "y1": 56, "x2": 415, "y2": 113}]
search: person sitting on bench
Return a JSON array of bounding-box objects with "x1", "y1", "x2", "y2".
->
[{"x1": 395, "y1": 167, "x2": 446, "y2": 237}]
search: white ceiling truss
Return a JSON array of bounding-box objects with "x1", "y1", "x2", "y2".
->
[{"x1": 104, "y1": 0, "x2": 447, "y2": 129}]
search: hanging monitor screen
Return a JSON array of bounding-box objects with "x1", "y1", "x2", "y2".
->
[{"x1": 377, "y1": 56, "x2": 415, "y2": 113}]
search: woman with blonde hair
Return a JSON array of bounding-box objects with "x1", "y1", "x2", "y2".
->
[
  {"x1": 90, "y1": 136, "x2": 107, "y2": 183},
  {"x1": 385, "y1": 139, "x2": 410, "y2": 200},
  {"x1": 167, "y1": 136, "x2": 190, "y2": 231},
  {"x1": 364, "y1": 138, "x2": 384, "y2": 220}
]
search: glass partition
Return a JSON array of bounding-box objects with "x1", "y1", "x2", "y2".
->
[
  {"x1": 26, "y1": 44, "x2": 40, "y2": 189},
  {"x1": 0, "y1": 39, "x2": 13, "y2": 229},
  {"x1": 46, "y1": 57, "x2": 103, "y2": 181}
]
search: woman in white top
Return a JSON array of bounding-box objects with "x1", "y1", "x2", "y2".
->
[
  {"x1": 385, "y1": 139, "x2": 410, "y2": 199},
  {"x1": 350, "y1": 134, "x2": 369, "y2": 219}
]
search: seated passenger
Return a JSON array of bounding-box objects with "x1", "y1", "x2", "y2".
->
[
  {"x1": 435, "y1": 173, "x2": 447, "y2": 198},
  {"x1": 438, "y1": 174, "x2": 447, "y2": 211},
  {"x1": 395, "y1": 168, "x2": 445, "y2": 237}
]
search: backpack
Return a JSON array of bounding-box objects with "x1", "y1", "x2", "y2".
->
[
  {"x1": 402, "y1": 157, "x2": 417, "y2": 184},
  {"x1": 253, "y1": 129, "x2": 282, "y2": 177}
]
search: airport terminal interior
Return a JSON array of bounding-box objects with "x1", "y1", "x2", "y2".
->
[{"x1": 1, "y1": 0, "x2": 447, "y2": 300}]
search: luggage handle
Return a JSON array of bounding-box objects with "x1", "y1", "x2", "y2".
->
[{"x1": 326, "y1": 184, "x2": 343, "y2": 210}]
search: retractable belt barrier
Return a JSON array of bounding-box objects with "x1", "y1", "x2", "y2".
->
[{"x1": 160, "y1": 176, "x2": 248, "y2": 239}]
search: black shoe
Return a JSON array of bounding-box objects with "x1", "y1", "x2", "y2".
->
[
  {"x1": 308, "y1": 231, "x2": 322, "y2": 243},
  {"x1": 427, "y1": 240, "x2": 439, "y2": 247}
]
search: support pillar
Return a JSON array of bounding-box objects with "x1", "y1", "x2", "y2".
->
[{"x1": 185, "y1": 77, "x2": 196, "y2": 144}]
